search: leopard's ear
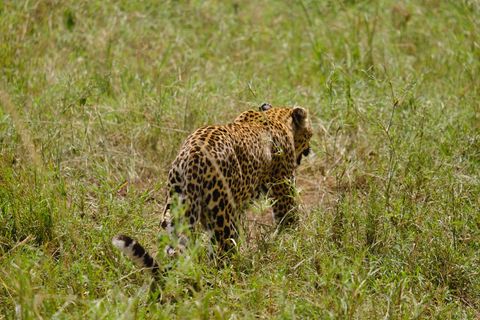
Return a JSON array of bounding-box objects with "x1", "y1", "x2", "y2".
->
[
  {"x1": 292, "y1": 107, "x2": 307, "y2": 127},
  {"x1": 259, "y1": 103, "x2": 272, "y2": 111}
]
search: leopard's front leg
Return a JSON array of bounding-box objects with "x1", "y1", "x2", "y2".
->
[{"x1": 270, "y1": 177, "x2": 299, "y2": 227}]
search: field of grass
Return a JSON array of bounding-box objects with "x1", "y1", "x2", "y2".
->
[{"x1": 1, "y1": 0, "x2": 479, "y2": 318}]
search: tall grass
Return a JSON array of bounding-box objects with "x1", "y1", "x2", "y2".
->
[{"x1": 1, "y1": 0, "x2": 479, "y2": 318}]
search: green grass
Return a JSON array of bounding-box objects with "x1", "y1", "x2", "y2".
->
[{"x1": 1, "y1": 0, "x2": 479, "y2": 318}]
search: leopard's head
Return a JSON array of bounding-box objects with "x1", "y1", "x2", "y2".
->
[
  {"x1": 290, "y1": 107, "x2": 313, "y2": 166},
  {"x1": 260, "y1": 105, "x2": 313, "y2": 166}
]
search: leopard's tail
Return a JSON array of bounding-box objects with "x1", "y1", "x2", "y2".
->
[{"x1": 112, "y1": 234, "x2": 161, "y2": 277}]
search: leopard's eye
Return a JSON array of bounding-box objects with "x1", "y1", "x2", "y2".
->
[{"x1": 303, "y1": 147, "x2": 311, "y2": 156}]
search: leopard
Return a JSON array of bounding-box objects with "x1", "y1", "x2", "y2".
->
[{"x1": 112, "y1": 103, "x2": 313, "y2": 277}]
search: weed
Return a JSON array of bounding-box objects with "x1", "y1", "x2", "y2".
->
[{"x1": 0, "y1": 0, "x2": 478, "y2": 318}]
